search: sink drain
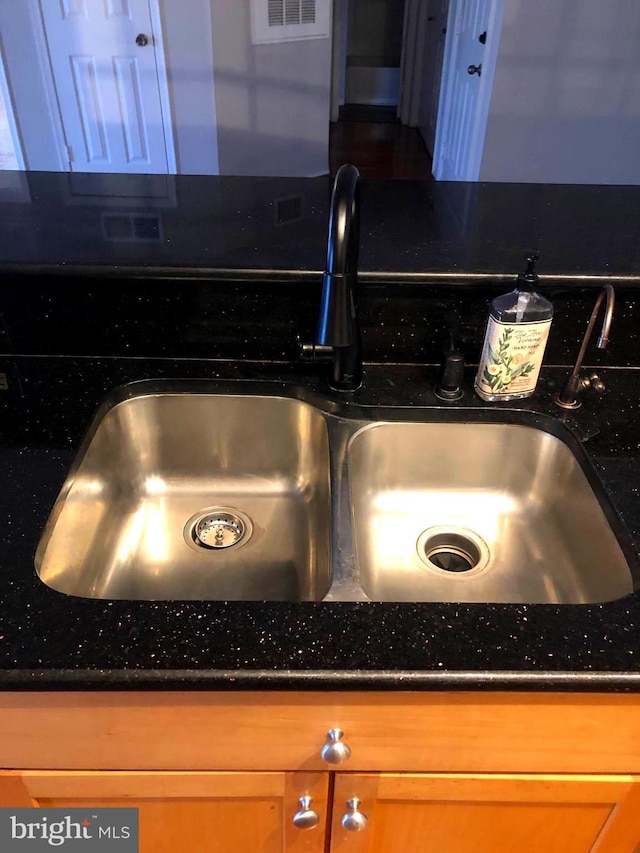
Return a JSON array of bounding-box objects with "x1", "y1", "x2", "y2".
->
[
  {"x1": 184, "y1": 507, "x2": 253, "y2": 553},
  {"x1": 194, "y1": 512, "x2": 245, "y2": 549},
  {"x1": 417, "y1": 527, "x2": 489, "y2": 576}
]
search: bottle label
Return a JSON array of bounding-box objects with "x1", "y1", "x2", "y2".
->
[{"x1": 475, "y1": 317, "x2": 551, "y2": 397}]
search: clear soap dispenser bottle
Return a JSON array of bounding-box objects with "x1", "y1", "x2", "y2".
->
[{"x1": 474, "y1": 253, "x2": 553, "y2": 402}]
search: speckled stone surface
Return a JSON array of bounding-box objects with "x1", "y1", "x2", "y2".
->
[
  {"x1": 0, "y1": 290, "x2": 640, "y2": 690},
  {"x1": 1, "y1": 173, "x2": 640, "y2": 690},
  {"x1": 2, "y1": 172, "x2": 640, "y2": 276}
]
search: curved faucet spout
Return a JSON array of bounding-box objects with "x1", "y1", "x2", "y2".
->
[
  {"x1": 556, "y1": 284, "x2": 615, "y2": 409},
  {"x1": 316, "y1": 164, "x2": 362, "y2": 391},
  {"x1": 324, "y1": 164, "x2": 360, "y2": 280}
]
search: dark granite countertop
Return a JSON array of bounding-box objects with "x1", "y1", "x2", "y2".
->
[
  {"x1": 2, "y1": 171, "x2": 640, "y2": 279},
  {"x1": 1, "y1": 173, "x2": 640, "y2": 691}
]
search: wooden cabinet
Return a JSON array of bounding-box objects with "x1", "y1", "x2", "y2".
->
[
  {"x1": 2, "y1": 769, "x2": 639, "y2": 852},
  {"x1": 329, "y1": 773, "x2": 640, "y2": 853},
  {"x1": 0, "y1": 770, "x2": 329, "y2": 853},
  {"x1": 1, "y1": 691, "x2": 640, "y2": 852}
]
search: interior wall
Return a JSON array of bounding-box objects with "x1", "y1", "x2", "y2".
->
[
  {"x1": 209, "y1": 1, "x2": 332, "y2": 177},
  {"x1": 5, "y1": 1, "x2": 331, "y2": 177},
  {"x1": 0, "y1": 3, "x2": 62, "y2": 171},
  {"x1": 158, "y1": 0, "x2": 219, "y2": 175},
  {"x1": 331, "y1": 0, "x2": 349, "y2": 118},
  {"x1": 345, "y1": 0, "x2": 405, "y2": 107},
  {"x1": 347, "y1": 0, "x2": 405, "y2": 64},
  {"x1": 480, "y1": 0, "x2": 640, "y2": 184}
]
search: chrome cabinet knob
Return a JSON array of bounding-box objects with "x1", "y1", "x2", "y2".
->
[
  {"x1": 321, "y1": 728, "x2": 351, "y2": 764},
  {"x1": 135, "y1": 33, "x2": 149, "y2": 47},
  {"x1": 341, "y1": 797, "x2": 368, "y2": 832},
  {"x1": 467, "y1": 63, "x2": 482, "y2": 76},
  {"x1": 292, "y1": 796, "x2": 320, "y2": 830}
]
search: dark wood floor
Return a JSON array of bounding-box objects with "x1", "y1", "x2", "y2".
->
[{"x1": 329, "y1": 108, "x2": 434, "y2": 180}]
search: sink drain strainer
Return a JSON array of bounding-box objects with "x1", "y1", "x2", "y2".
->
[
  {"x1": 194, "y1": 512, "x2": 245, "y2": 549},
  {"x1": 417, "y1": 526, "x2": 490, "y2": 576},
  {"x1": 184, "y1": 507, "x2": 253, "y2": 552}
]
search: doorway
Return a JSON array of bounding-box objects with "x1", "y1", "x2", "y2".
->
[
  {"x1": 330, "y1": 0, "x2": 442, "y2": 179},
  {"x1": 330, "y1": 0, "x2": 504, "y2": 182},
  {"x1": 32, "y1": 0, "x2": 174, "y2": 174}
]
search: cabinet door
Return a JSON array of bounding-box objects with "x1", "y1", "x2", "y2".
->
[
  {"x1": 330, "y1": 773, "x2": 640, "y2": 853},
  {"x1": 0, "y1": 770, "x2": 328, "y2": 853}
]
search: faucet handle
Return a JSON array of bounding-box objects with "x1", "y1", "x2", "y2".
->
[
  {"x1": 581, "y1": 373, "x2": 606, "y2": 394},
  {"x1": 297, "y1": 337, "x2": 333, "y2": 362},
  {"x1": 298, "y1": 338, "x2": 316, "y2": 361}
]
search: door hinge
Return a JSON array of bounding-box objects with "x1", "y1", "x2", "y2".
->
[{"x1": 66, "y1": 145, "x2": 74, "y2": 164}]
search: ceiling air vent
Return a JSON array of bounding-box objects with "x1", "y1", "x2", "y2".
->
[{"x1": 252, "y1": 0, "x2": 329, "y2": 44}]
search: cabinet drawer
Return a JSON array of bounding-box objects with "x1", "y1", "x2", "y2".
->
[{"x1": 1, "y1": 692, "x2": 639, "y2": 773}]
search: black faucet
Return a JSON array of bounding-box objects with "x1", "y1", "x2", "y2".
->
[{"x1": 303, "y1": 164, "x2": 363, "y2": 391}]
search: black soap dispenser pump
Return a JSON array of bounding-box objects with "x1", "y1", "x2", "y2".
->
[{"x1": 474, "y1": 253, "x2": 553, "y2": 402}]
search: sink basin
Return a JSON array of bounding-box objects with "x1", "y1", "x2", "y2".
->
[
  {"x1": 36, "y1": 385, "x2": 636, "y2": 605},
  {"x1": 36, "y1": 392, "x2": 331, "y2": 600},
  {"x1": 348, "y1": 421, "x2": 634, "y2": 604}
]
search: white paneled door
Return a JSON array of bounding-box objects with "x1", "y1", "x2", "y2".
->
[
  {"x1": 433, "y1": 0, "x2": 504, "y2": 180},
  {"x1": 418, "y1": 0, "x2": 450, "y2": 157},
  {"x1": 38, "y1": 0, "x2": 171, "y2": 173}
]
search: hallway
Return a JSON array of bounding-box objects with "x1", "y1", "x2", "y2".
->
[{"x1": 329, "y1": 107, "x2": 433, "y2": 180}]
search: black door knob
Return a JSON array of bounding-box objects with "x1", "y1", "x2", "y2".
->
[
  {"x1": 135, "y1": 33, "x2": 149, "y2": 47},
  {"x1": 467, "y1": 64, "x2": 482, "y2": 76}
]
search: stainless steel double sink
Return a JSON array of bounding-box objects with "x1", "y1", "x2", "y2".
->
[{"x1": 35, "y1": 382, "x2": 637, "y2": 604}]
